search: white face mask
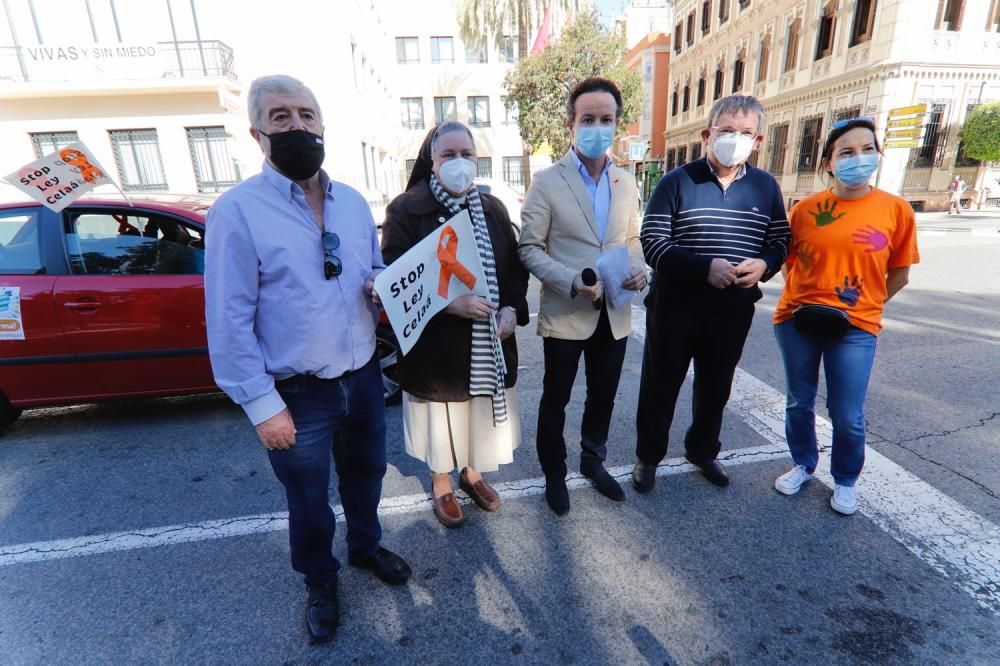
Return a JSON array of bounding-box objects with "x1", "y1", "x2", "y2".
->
[
  {"x1": 438, "y1": 157, "x2": 476, "y2": 194},
  {"x1": 712, "y1": 132, "x2": 756, "y2": 167}
]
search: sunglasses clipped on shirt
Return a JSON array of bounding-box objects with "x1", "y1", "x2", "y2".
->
[
  {"x1": 323, "y1": 231, "x2": 342, "y2": 279},
  {"x1": 830, "y1": 115, "x2": 876, "y2": 131}
]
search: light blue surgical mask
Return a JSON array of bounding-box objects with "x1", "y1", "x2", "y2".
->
[
  {"x1": 575, "y1": 125, "x2": 615, "y2": 160},
  {"x1": 833, "y1": 153, "x2": 879, "y2": 187}
]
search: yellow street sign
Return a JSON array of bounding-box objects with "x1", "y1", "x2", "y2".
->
[
  {"x1": 888, "y1": 103, "x2": 927, "y2": 117},
  {"x1": 887, "y1": 117, "x2": 924, "y2": 128},
  {"x1": 885, "y1": 128, "x2": 923, "y2": 138},
  {"x1": 884, "y1": 140, "x2": 919, "y2": 149}
]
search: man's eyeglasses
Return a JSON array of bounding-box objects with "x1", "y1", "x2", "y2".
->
[
  {"x1": 831, "y1": 115, "x2": 876, "y2": 130},
  {"x1": 323, "y1": 231, "x2": 342, "y2": 279},
  {"x1": 711, "y1": 126, "x2": 758, "y2": 139}
]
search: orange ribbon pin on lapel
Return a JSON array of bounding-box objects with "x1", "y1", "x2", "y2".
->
[{"x1": 437, "y1": 226, "x2": 477, "y2": 298}]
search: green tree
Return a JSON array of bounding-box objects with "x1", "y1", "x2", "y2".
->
[
  {"x1": 961, "y1": 101, "x2": 1000, "y2": 161},
  {"x1": 503, "y1": 10, "x2": 642, "y2": 161},
  {"x1": 458, "y1": 0, "x2": 579, "y2": 187}
]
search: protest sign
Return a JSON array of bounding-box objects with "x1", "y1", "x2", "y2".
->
[
  {"x1": 0, "y1": 286, "x2": 25, "y2": 341},
  {"x1": 374, "y1": 210, "x2": 488, "y2": 355},
  {"x1": 3, "y1": 142, "x2": 117, "y2": 212}
]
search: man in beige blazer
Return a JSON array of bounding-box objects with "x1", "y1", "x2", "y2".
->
[{"x1": 518, "y1": 77, "x2": 647, "y2": 516}]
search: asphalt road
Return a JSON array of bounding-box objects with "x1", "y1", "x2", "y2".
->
[{"x1": 1, "y1": 213, "x2": 999, "y2": 664}]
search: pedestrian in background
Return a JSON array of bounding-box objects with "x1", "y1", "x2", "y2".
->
[
  {"x1": 948, "y1": 174, "x2": 965, "y2": 214},
  {"x1": 381, "y1": 122, "x2": 529, "y2": 528},
  {"x1": 519, "y1": 77, "x2": 647, "y2": 516},
  {"x1": 772, "y1": 116, "x2": 919, "y2": 515},
  {"x1": 633, "y1": 95, "x2": 789, "y2": 492},
  {"x1": 204, "y1": 75, "x2": 410, "y2": 645}
]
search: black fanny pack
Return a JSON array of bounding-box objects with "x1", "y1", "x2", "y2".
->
[{"x1": 793, "y1": 304, "x2": 850, "y2": 340}]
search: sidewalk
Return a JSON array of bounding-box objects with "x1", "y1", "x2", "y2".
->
[{"x1": 915, "y1": 208, "x2": 1000, "y2": 229}]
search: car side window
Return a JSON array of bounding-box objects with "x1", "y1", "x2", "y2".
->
[
  {"x1": 64, "y1": 212, "x2": 205, "y2": 276},
  {"x1": 0, "y1": 211, "x2": 43, "y2": 274}
]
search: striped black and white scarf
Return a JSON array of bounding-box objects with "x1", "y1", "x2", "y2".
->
[{"x1": 428, "y1": 174, "x2": 508, "y2": 424}]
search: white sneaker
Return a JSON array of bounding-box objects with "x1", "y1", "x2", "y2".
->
[
  {"x1": 774, "y1": 465, "x2": 813, "y2": 495},
  {"x1": 830, "y1": 484, "x2": 858, "y2": 515}
]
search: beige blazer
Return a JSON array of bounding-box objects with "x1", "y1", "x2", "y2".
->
[{"x1": 518, "y1": 151, "x2": 644, "y2": 341}]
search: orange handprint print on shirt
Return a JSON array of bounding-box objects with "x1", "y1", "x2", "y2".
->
[{"x1": 794, "y1": 240, "x2": 820, "y2": 273}]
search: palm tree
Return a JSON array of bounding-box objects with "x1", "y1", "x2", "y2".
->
[{"x1": 457, "y1": 0, "x2": 580, "y2": 188}]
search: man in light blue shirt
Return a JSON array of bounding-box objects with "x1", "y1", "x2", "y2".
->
[
  {"x1": 568, "y1": 148, "x2": 612, "y2": 242},
  {"x1": 205, "y1": 75, "x2": 410, "y2": 645}
]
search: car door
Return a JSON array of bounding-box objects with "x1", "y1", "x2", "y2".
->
[
  {"x1": 52, "y1": 206, "x2": 215, "y2": 396},
  {"x1": 0, "y1": 206, "x2": 100, "y2": 406}
]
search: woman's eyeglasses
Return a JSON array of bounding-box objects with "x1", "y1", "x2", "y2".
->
[
  {"x1": 323, "y1": 231, "x2": 342, "y2": 279},
  {"x1": 831, "y1": 115, "x2": 876, "y2": 130}
]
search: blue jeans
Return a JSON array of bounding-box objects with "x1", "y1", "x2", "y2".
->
[
  {"x1": 774, "y1": 320, "x2": 877, "y2": 486},
  {"x1": 269, "y1": 354, "x2": 386, "y2": 586}
]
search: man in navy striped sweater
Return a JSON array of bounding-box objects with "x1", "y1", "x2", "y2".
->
[{"x1": 632, "y1": 95, "x2": 790, "y2": 491}]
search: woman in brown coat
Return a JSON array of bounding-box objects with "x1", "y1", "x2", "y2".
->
[{"x1": 381, "y1": 122, "x2": 529, "y2": 527}]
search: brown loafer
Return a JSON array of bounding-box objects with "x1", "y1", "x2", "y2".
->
[
  {"x1": 431, "y1": 492, "x2": 464, "y2": 528},
  {"x1": 459, "y1": 470, "x2": 502, "y2": 512}
]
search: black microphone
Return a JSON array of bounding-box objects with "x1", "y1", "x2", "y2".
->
[{"x1": 581, "y1": 267, "x2": 602, "y2": 310}]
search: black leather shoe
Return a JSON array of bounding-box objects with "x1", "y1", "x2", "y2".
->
[
  {"x1": 349, "y1": 546, "x2": 412, "y2": 586},
  {"x1": 691, "y1": 459, "x2": 730, "y2": 487},
  {"x1": 581, "y1": 463, "x2": 625, "y2": 501},
  {"x1": 305, "y1": 581, "x2": 339, "y2": 644},
  {"x1": 544, "y1": 477, "x2": 570, "y2": 516},
  {"x1": 632, "y1": 460, "x2": 657, "y2": 493}
]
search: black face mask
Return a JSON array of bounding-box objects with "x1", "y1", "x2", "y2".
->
[{"x1": 258, "y1": 129, "x2": 325, "y2": 181}]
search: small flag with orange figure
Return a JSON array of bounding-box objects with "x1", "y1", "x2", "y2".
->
[{"x1": 3, "y1": 141, "x2": 121, "y2": 212}]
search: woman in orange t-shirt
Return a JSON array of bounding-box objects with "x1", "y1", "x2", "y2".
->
[{"x1": 771, "y1": 117, "x2": 919, "y2": 515}]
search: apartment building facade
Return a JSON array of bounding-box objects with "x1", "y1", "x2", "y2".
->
[{"x1": 663, "y1": 0, "x2": 1000, "y2": 209}]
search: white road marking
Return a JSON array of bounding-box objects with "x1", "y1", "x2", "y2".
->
[
  {"x1": 919, "y1": 230, "x2": 948, "y2": 236},
  {"x1": 3, "y1": 307, "x2": 1000, "y2": 616}
]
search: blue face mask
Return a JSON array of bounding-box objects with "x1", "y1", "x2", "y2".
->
[
  {"x1": 833, "y1": 153, "x2": 879, "y2": 187},
  {"x1": 575, "y1": 125, "x2": 615, "y2": 160}
]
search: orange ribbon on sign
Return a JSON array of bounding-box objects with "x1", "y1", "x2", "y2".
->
[
  {"x1": 437, "y1": 226, "x2": 477, "y2": 298},
  {"x1": 59, "y1": 148, "x2": 105, "y2": 184}
]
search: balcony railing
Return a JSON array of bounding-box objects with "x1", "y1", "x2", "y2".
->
[{"x1": 0, "y1": 40, "x2": 236, "y2": 84}]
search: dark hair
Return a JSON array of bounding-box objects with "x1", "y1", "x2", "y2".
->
[
  {"x1": 818, "y1": 118, "x2": 882, "y2": 177},
  {"x1": 567, "y1": 77, "x2": 623, "y2": 120}
]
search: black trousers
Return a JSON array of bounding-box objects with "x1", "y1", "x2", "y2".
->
[
  {"x1": 536, "y1": 307, "x2": 628, "y2": 479},
  {"x1": 635, "y1": 297, "x2": 754, "y2": 465}
]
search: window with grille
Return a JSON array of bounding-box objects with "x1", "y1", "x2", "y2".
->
[
  {"x1": 850, "y1": 0, "x2": 878, "y2": 45},
  {"x1": 686, "y1": 12, "x2": 696, "y2": 45},
  {"x1": 499, "y1": 35, "x2": 517, "y2": 63},
  {"x1": 395, "y1": 37, "x2": 419, "y2": 64},
  {"x1": 468, "y1": 97, "x2": 491, "y2": 127},
  {"x1": 502, "y1": 96, "x2": 519, "y2": 125},
  {"x1": 666, "y1": 148, "x2": 676, "y2": 171},
  {"x1": 683, "y1": 82, "x2": 691, "y2": 112},
  {"x1": 732, "y1": 54, "x2": 745, "y2": 92},
  {"x1": 400, "y1": 97, "x2": 424, "y2": 129},
  {"x1": 466, "y1": 42, "x2": 488, "y2": 64},
  {"x1": 29, "y1": 131, "x2": 79, "y2": 158},
  {"x1": 702, "y1": 1, "x2": 712, "y2": 33},
  {"x1": 674, "y1": 23, "x2": 683, "y2": 53},
  {"x1": 911, "y1": 103, "x2": 948, "y2": 168},
  {"x1": 186, "y1": 127, "x2": 239, "y2": 193},
  {"x1": 502, "y1": 156, "x2": 523, "y2": 188},
  {"x1": 691, "y1": 143, "x2": 702, "y2": 161},
  {"x1": 677, "y1": 145, "x2": 688, "y2": 165},
  {"x1": 108, "y1": 129, "x2": 168, "y2": 192},
  {"x1": 784, "y1": 20, "x2": 800, "y2": 72},
  {"x1": 671, "y1": 89, "x2": 679, "y2": 116},
  {"x1": 796, "y1": 116, "x2": 824, "y2": 172},
  {"x1": 405, "y1": 159, "x2": 417, "y2": 180},
  {"x1": 935, "y1": 0, "x2": 964, "y2": 30},
  {"x1": 815, "y1": 5, "x2": 836, "y2": 60},
  {"x1": 431, "y1": 37, "x2": 454, "y2": 64},
  {"x1": 757, "y1": 37, "x2": 770, "y2": 82},
  {"x1": 719, "y1": 0, "x2": 730, "y2": 24},
  {"x1": 477, "y1": 157, "x2": 493, "y2": 179},
  {"x1": 714, "y1": 66, "x2": 724, "y2": 100},
  {"x1": 766, "y1": 122, "x2": 789, "y2": 175},
  {"x1": 434, "y1": 97, "x2": 457, "y2": 124},
  {"x1": 697, "y1": 75, "x2": 707, "y2": 106}
]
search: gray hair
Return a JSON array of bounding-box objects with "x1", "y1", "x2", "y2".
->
[
  {"x1": 430, "y1": 121, "x2": 476, "y2": 155},
  {"x1": 706, "y1": 95, "x2": 766, "y2": 134},
  {"x1": 247, "y1": 75, "x2": 322, "y2": 129}
]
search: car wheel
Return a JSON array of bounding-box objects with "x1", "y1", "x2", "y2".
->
[
  {"x1": 0, "y1": 392, "x2": 22, "y2": 433},
  {"x1": 375, "y1": 324, "x2": 401, "y2": 404}
]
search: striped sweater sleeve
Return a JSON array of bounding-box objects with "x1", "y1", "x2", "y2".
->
[{"x1": 640, "y1": 174, "x2": 713, "y2": 281}]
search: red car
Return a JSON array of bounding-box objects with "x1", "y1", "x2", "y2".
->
[{"x1": 0, "y1": 195, "x2": 399, "y2": 432}]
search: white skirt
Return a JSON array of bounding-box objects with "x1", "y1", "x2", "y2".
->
[{"x1": 402, "y1": 388, "x2": 521, "y2": 474}]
